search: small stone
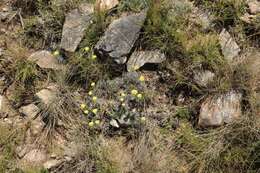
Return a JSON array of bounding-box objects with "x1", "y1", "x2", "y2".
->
[
  {"x1": 95, "y1": 10, "x2": 147, "y2": 64},
  {"x1": 30, "y1": 120, "x2": 44, "y2": 136},
  {"x1": 43, "y1": 159, "x2": 62, "y2": 170},
  {"x1": 65, "y1": 156, "x2": 72, "y2": 161},
  {"x1": 3, "y1": 118, "x2": 12, "y2": 124},
  {"x1": 16, "y1": 145, "x2": 31, "y2": 158},
  {"x1": 110, "y1": 119, "x2": 119, "y2": 128},
  {"x1": 0, "y1": 12, "x2": 10, "y2": 21},
  {"x1": 199, "y1": 91, "x2": 242, "y2": 127},
  {"x1": 95, "y1": 0, "x2": 119, "y2": 11},
  {"x1": 248, "y1": 0, "x2": 260, "y2": 14},
  {"x1": 240, "y1": 13, "x2": 257, "y2": 24},
  {"x1": 219, "y1": 29, "x2": 241, "y2": 62},
  {"x1": 0, "y1": 48, "x2": 3, "y2": 56},
  {"x1": 36, "y1": 85, "x2": 58, "y2": 105},
  {"x1": 127, "y1": 51, "x2": 166, "y2": 72},
  {"x1": 194, "y1": 70, "x2": 215, "y2": 86},
  {"x1": 61, "y1": 3, "x2": 94, "y2": 52},
  {"x1": 0, "y1": 95, "x2": 3, "y2": 111},
  {"x1": 28, "y1": 50, "x2": 63, "y2": 70},
  {"x1": 19, "y1": 104, "x2": 40, "y2": 120},
  {"x1": 2, "y1": 7, "x2": 9, "y2": 12}
]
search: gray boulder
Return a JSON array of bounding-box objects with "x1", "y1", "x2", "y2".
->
[
  {"x1": 127, "y1": 50, "x2": 166, "y2": 72},
  {"x1": 199, "y1": 91, "x2": 242, "y2": 127},
  {"x1": 61, "y1": 3, "x2": 94, "y2": 52},
  {"x1": 219, "y1": 29, "x2": 241, "y2": 62},
  {"x1": 95, "y1": 11, "x2": 147, "y2": 64}
]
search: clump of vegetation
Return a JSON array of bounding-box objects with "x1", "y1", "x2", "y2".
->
[
  {"x1": 15, "y1": 60, "x2": 39, "y2": 85},
  {"x1": 117, "y1": 0, "x2": 151, "y2": 12},
  {"x1": 78, "y1": 74, "x2": 148, "y2": 137},
  {"x1": 0, "y1": 124, "x2": 26, "y2": 172},
  {"x1": 194, "y1": 0, "x2": 247, "y2": 26},
  {"x1": 67, "y1": 49, "x2": 108, "y2": 86}
]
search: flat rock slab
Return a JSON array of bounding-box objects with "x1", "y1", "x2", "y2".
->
[
  {"x1": 219, "y1": 29, "x2": 241, "y2": 62},
  {"x1": 95, "y1": 0, "x2": 119, "y2": 11},
  {"x1": 36, "y1": 85, "x2": 58, "y2": 105},
  {"x1": 95, "y1": 11, "x2": 147, "y2": 64},
  {"x1": 28, "y1": 50, "x2": 63, "y2": 70},
  {"x1": 199, "y1": 91, "x2": 242, "y2": 127},
  {"x1": 127, "y1": 50, "x2": 166, "y2": 71},
  {"x1": 61, "y1": 3, "x2": 94, "y2": 52},
  {"x1": 248, "y1": 0, "x2": 260, "y2": 14}
]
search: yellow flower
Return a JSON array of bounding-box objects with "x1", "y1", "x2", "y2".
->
[
  {"x1": 84, "y1": 46, "x2": 90, "y2": 52},
  {"x1": 140, "y1": 117, "x2": 146, "y2": 122},
  {"x1": 84, "y1": 110, "x2": 89, "y2": 115},
  {"x1": 137, "y1": 93, "x2": 143, "y2": 99},
  {"x1": 88, "y1": 121, "x2": 94, "y2": 127},
  {"x1": 88, "y1": 91, "x2": 93, "y2": 96},
  {"x1": 91, "y1": 54, "x2": 97, "y2": 60},
  {"x1": 91, "y1": 82, "x2": 95, "y2": 87},
  {"x1": 95, "y1": 120, "x2": 100, "y2": 125},
  {"x1": 139, "y1": 75, "x2": 145, "y2": 82},
  {"x1": 92, "y1": 108, "x2": 98, "y2": 114},
  {"x1": 92, "y1": 96, "x2": 97, "y2": 102},
  {"x1": 80, "y1": 104, "x2": 87, "y2": 110},
  {"x1": 53, "y1": 50, "x2": 59, "y2": 56},
  {"x1": 120, "y1": 98, "x2": 124, "y2": 102},
  {"x1": 131, "y1": 89, "x2": 138, "y2": 96},
  {"x1": 133, "y1": 65, "x2": 139, "y2": 71},
  {"x1": 120, "y1": 92, "x2": 126, "y2": 97},
  {"x1": 121, "y1": 103, "x2": 126, "y2": 107}
]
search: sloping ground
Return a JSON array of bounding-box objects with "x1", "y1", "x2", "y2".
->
[{"x1": 0, "y1": 0, "x2": 260, "y2": 173}]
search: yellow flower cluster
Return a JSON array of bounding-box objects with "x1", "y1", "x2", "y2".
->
[
  {"x1": 88, "y1": 119, "x2": 101, "y2": 127},
  {"x1": 131, "y1": 89, "x2": 143, "y2": 99},
  {"x1": 53, "y1": 50, "x2": 59, "y2": 56},
  {"x1": 91, "y1": 54, "x2": 97, "y2": 60},
  {"x1": 84, "y1": 46, "x2": 90, "y2": 52},
  {"x1": 80, "y1": 103, "x2": 98, "y2": 115},
  {"x1": 139, "y1": 75, "x2": 145, "y2": 82}
]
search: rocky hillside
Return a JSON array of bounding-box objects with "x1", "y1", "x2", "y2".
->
[{"x1": 0, "y1": 0, "x2": 259, "y2": 172}]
